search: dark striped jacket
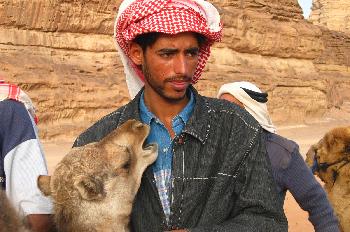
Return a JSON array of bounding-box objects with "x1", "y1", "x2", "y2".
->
[{"x1": 74, "y1": 87, "x2": 288, "y2": 232}]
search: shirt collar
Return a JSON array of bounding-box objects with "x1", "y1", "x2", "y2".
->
[
  {"x1": 119, "y1": 86, "x2": 211, "y2": 145},
  {"x1": 139, "y1": 91, "x2": 156, "y2": 125},
  {"x1": 139, "y1": 89, "x2": 195, "y2": 126},
  {"x1": 177, "y1": 90, "x2": 195, "y2": 124}
]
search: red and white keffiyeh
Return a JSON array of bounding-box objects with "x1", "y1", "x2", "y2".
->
[
  {"x1": 114, "y1": 0, "x2": 222, "y2": 98},
  {"x1": 0, "y1": 79, "x2": 38, "y2": 124}
]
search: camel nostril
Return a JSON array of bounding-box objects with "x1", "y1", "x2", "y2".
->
[
  {"x1": 142, "y1": 143, "x2": 156, "y2": 150},
  {"x1": 122, "y1": 160, "x2": 131, "y2": 169},
  {"x1": 134, "y1": 122, "x2": 144, "y2": 129}
]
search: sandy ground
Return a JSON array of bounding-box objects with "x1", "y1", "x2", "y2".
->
[{"x1": 41, "y1": 119, "x2": 350, "y2": 232}]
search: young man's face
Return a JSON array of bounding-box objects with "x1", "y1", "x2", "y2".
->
[{"x1": 131, "y1": 32, "x2": 200, "y2": 102}]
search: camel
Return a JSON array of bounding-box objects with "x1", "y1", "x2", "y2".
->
[
  {"x1": 306, "y1": 126, "x2": 350, "y2": 232},
  {"x1": 37, "y1": 119, "x2": 158, "y2": 232}
]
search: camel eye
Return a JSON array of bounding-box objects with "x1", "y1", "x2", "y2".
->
[
  {"x1": 122, "y1": 161, "x2": 130, "y2": 169},
  {"x1": 345, "y1": 144, "x2": 350, "y2": 153}
]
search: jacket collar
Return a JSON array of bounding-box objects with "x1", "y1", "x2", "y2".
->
[
  {"x1": 182, "y1": 87, "x2": 211, "y2": 144},
  {"x1": 118, "y1": 86, "x2": 211, "y2": 144}
]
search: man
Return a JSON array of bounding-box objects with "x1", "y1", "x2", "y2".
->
[
  {"x1": 74, "y1": 1, "x2": 288, "y2": 231},
  {"x1": 0, "y1": 80, "x2": 54, "y2": 232},
  {"x1": 218, "y1": 81, "x2": 340, "y2": 232}
]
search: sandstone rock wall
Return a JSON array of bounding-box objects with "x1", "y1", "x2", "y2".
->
[
  {"x1": 310, "y1": 0, "x2": 350, "y2": 35},
  {"x1": 0, "y1": 0, "x2": 350, "y2": 141},
  {"x1": 0, "y1": 0, "x2": 115, "y2": 34}
]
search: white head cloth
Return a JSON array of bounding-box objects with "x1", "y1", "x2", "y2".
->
[
  {"x1": 114, "y1": 0, "x2": 222, "y2": 99},
  {"x1": 217, "y1": 81, "x2": 276, "y2": 133}
]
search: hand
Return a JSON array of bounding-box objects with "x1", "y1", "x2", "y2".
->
[{"x1": 27, "y1": 214, "x2": 56, "y2": 232}]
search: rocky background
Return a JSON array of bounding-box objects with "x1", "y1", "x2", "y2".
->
[
  {"x1": 0, "y1": 0, "x2": 349, "y2": 141},
  {"x1": 310, "y1": 0, "x2": 350, "y2": 34}
]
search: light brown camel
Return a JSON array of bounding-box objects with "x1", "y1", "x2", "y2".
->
[
  {"x1": 37, "y1": 119, "x2": 158, "y2": 232},
  {"x1": 306, "y1": 126, "x2": 350, "y2": 232}
]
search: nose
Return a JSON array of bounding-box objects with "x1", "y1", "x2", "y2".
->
[{"x1": 173, "y1": 54, "x2": 188, "y2": 75}]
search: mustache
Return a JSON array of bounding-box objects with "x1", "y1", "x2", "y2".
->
[{"x1": 165, "y1": 76, "x2": 193, "y2": 82}]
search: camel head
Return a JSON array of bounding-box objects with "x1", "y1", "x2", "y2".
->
[
  {"x1": 37, "y1": 119, "x2": 158, "y2": 232},
  {"x1": 306, "y1": 126, "x2": 350, "y2": 189}
]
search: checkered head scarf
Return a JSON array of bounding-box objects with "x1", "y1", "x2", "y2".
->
[
  {"x1": 0, "y1": 79, "x2": 38, "y2": 124},
  {"x1": 114, "y1": 0, "x2": 222, "y2": 98}
]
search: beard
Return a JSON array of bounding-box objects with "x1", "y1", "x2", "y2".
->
[{"x1": 142, "y1": 62, "x2": 192, "y2": 103}]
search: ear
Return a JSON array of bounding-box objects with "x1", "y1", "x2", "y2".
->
[
  {"x1": 37, "y1": 175, "x2": 52, "y2": 196},
  {"x1": 129, "y1": 42, "x2": 143, "y2": 65},
  {"x1": 305, "y1": 144, "x2": 317, "y2": 167},
  {"x1": 325, "y1": 133, "x2": 336, "y2": 152},
  {"x1": 74, "y1": 176, "x2": 106, "y2": 201}
]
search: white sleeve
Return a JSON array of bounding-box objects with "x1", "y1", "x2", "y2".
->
[{"x1": 4, "y1": 110, "x2": 53, "y2": 215}]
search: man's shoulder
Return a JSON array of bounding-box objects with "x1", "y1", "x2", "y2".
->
[
  {"x1": 265, "y1": 132, "x2": 301, "y2": 170},
  {"x1": 0, "y1": 99, "x2": 31, "y2": 127},
  {"x1": 0, "y1": 99, "x2": 37, "y2": 157},
  {"x1": 0, "y1": 99, "x2": 27, "y2": 116},
  {"x1": 202, "y1": 96, "x2": 261, "y2": 131},
  {"x1": 73, "y1": 105, "x2": 128, "y2": 147},
  {"x1": 266, "y1": 132, "x2": 298, "y2": 154}
]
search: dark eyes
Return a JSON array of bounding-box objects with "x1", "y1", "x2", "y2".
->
[
  {"x1": 159, "y1": 52, "x2": 172, "y2": 58},
  {"x1": 158, "y1": 50, "x2": 199, "y2": 58},
  {"x1": 122, "y1": 160, "x2": 130, "y2": 169},
  {"x1": 186, "y1": 50, "x2": 199, "y2": 57},
  {"x1": 121, "y1": 147, "x2": 131, "y2": 169}
]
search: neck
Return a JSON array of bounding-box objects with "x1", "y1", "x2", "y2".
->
[
  {"x1": 143, "y1": 88, "x2": 189, "y2": 138},
  {"x1": 143, "y1": 89, "x2": 189, "y2": 121}
]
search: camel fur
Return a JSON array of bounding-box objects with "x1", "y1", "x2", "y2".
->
[
  {"x1": 38, "y1": 119, "x2": 158, "y2": 232},
  {"x1": 306, "y1": 126, "x2": 350, "y2": 232}
]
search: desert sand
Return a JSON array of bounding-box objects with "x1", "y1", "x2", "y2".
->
[{"x1": 41, "y1": 119, "x2": 350, "y2": 232}]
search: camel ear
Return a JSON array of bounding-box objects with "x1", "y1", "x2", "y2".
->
[
  {"x1": 305, "y1": 144, "x2": 317, "y2": 167},
  {"x1": 37, "y1": 175, "x2": 52, "y2": 196},
  {"x1": 74, "y1": 176, "x2": 106, "y2": 201},
  {"x1": 324, "y1": 133, "x2": 335, "y2": 152}
]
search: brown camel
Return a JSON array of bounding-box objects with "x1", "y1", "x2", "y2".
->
[
  {"x1": 306, "y1": 126, "x2": 350, "y2": 232},
  {"x1": 37, "y1": 119, "x2": 158, "y2": 232}
]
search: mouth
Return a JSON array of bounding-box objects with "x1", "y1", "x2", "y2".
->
[
  {"x1": 167, "y1": 78, "x2": 191, "y2": 91},
  {"x1": 142, "y1": 141, "x2": 153, "y2": 150}
]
